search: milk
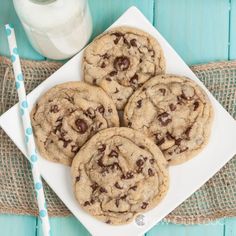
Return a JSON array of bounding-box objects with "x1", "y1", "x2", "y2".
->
[{"x1": 13, "y1": 0, "x2": 93, "y2": 60}]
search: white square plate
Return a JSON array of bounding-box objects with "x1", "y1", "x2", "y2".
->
[{"x1": 1, "y1": 7, "x2": 236, "y2": 236}]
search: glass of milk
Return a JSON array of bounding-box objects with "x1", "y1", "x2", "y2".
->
[{"x1": 13, "y1": 0, "x2": 93, "y2": 60}]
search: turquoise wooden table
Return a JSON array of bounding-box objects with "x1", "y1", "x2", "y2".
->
[{"x1": 0, "y1": 0, "x2": 236, "y2": 235}]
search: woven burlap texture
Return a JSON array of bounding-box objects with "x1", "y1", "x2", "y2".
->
[{"x1": 0, "y1": 56, "x2": 235, "y2": 224}]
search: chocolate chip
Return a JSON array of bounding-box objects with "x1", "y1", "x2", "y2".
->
[
  {"x1": 123, "y1": 38, "x2": 131, "y2": 48},
  {"x1": 85, "y1": 107, "x2": 95, "y2": 119},
  {"x1": 108, "y1": 108, "x2": 113, "y2": 113},
  {"x1": 106, "y1": 77, "x2": 112, "y2": 81},
  {"x1": 117, "y1": 98, "x2": 123, "y2": 101},
  {"x1": 127, "y1": 122, "x2": 132, "y2": 127},
  {"x1": 92, "y1": 79, "x2": 97, "y2": 84},
  {"x1": 64, "y1": 94, "x2": 74, "y2": 104},
  {"x1": 84, "y1": 201, "x2": 90, "y2": 206},
  {"x1": 108, "y1": 150, "x2": 118, "y2": 158},
  {"x1": 53, "y1": 121, "x2": 62, "y2": 134},
  {"x1": 50, "y1": 105, "x2": 59, "y2": 113},
  {"x1": 68, "y1": 108, "x2": 75, "y2": 114},
  {"x1": 90, "y1": 199, "x2": 95, "y2": 204},
  {"x1": 193, "y1": 101, "x2": 199, "y2": 111},
  {"x1": 98, "y1": 105, "x2": 105, "y2": 114},
  {"x1": 75, "y1": 119, "x2": 88, "y2": 134},
  {"x1": 114, "y1": 182, "x2": 123, "y2": 189},
  {"x1": 122, "y1": 171, "x2": 134, "y2": 179},
  {"x1": 90, "y1": 182, "x2": 99, "y2": 192},
  {"x1": 139, "y1": 145, "x2": 145, "y2": 149},
  {"x1": 112, "y1": 32, "x2": 124, "y2": 37},
  {"x1": 106, "y1": 220, "x2": 111, "y2": 224},
  {"x1": 101, "y1": 62, "x2": 106, "y2": 68},
  {"x1": 97, "y1": 157, "x2": 104, "y2": 167},
  {"x1": 109, "y1": 71, "x2": 117, "y2": 76},
  {"x1": 169, "y1": 103, "x2": 176, "y2": 111},
  {"x1": 98, "y1": 122, "x2": 103, "y2": 128},
  {"x1": 71, "y1": 145, "x2": 79, "y2": 153},
  {"x1": 120, "y1": 195, "x2": 127, "y2": 200},
  {"x1": 143, "y1": 157, "x2": 148, "y2": 161},
  {"x1": 167, "y1": 151, "x2": 173, "y2": 155},
  {"x1": 114, "y1": 38, "x2": 120, "y2": 44},
  {"x1": 114, "y1": 88, "x2": 119, "y2": 94},
  {"x1": 114, "y1": 56, "x2": 130, "y2": 71},
  {"x1": 130, "y1": 39, "x2": 137, "y2": 47},
  {"x1": 175, "y1": 138, "x2": 182, "y2": 146},
  {"x1": 76, "y1": 176, "x2": 80, "y2": 182},
  {"x1": 130, "y1": 74, "x2": 138, "y2": 84},
  {"x1": 137, "y1": 99, "x2": 142, "y2": 108},
  {"x1": 32, "y1": 103, "x2": 39, "y2": 120},
  {"x1": 111, "y1": 32, "x2": 124, "y2": 44},
  {"x1": 179, "y1": 146, "x2": 189, "y2": 153},
  {"x1": 149, "y1": 159, "x2": 155, "y2": 164},
  {"x1": 159, "y1": 88, "x2": 166, "y2": 95},
  {"x1": 184, "y1": 126, "x2": 192, "y2": 139},
  {"x1": 155, "y1": 133, "x2": 165, "y2": 145},
  {"x1": 148, "y1": 49, "x2": 155, "y2": 57},
  {"x1": 177, "y1": 95, "x2": 184, "y2": 105},
  {"x1": 102, "y1": 53, "x2": 109, "y2": 59},
  {"x1": 136, "y1": 159, "x2": 144, "y2": 167},
  {"x1": 136, "y1": 167, "x2": 143, "y2": 173},
  {"x1": 98, "y1": 144, "x2": 106, "y2": 153},
  {"x1": 99, "y1": 187, "x2": 107, "y2": 193},
  {"x1": 158, "y1": 112, "x2": 172, "y2": 126},
  {"x1": 115, "y1": 199, "x2": 119, "y2": 207},
  {"x1": 58, "y1": 138, "x2": 72, "y2": 148},
  {"x1": 139, "y1": 58, "x2": 143, "y2": 63},
  {"x1": 142, "y1": 87, "x2": 146, "y2": 91},
  {"x1": 130, "y1": 185, "x2": 137, "y2": 191},
  {"x1": 166, "y1": 131, "x2": 174, "y2": 140},
  {"x1": 141, "y1": 202, "x2": 148, "y2": 209},
  {"x1": 148, "y1": 168, "x2": 155, "y2": 176}
]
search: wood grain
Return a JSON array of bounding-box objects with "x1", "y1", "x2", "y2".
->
[
  {"x1": 146, "y1": 219, "x2": 225, "y2": 236},
  {"x1": 154, "y1": 0, "x2": 229, "y2": 65},
  {"x1": 88, "y1": 0, "x2": 154, "y2": 39},
  {"x1": 230, "y1": 0, "x2": 236, "y2": 59},
  {"x1": 37, "y1": 216, "x2": 91, "y2": 236},
  {"x1": 0, "y1": 215, "x2": 36, "y2": 236}
]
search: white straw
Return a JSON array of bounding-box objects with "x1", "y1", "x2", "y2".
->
[{"x1": 5, "y1": 24, "x2": 51, "y2": 236}]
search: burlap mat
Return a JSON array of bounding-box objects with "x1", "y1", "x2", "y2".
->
[{"x1": 0, "y1": 56, "x2": 235, "y2": 224}]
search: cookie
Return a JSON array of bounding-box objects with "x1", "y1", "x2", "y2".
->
[
  {"x1": 71, "y1": 127, "x2": 169, "y2": 225},
  {"x1": 124, "y1": 75, "x2": 213, "y2": 165},
  {"x1": 31, "y1": 82, "x2": 119, "y2": 166},
  {"x1": 83, "y1": 26, "x2": 165, "y2": 110}
]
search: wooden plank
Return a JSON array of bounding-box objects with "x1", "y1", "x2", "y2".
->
[
  {"x1": 37, "y1": 216, "x2": 91, "y2": 236},
  {"x1": 146, "y1": 221, "x2": 186, "y2": 236},
  {"x1": 88, "y1": 0, "x2": 154, "y2": 39},
  {"x1": 146, "y1": 219, "x2": 225, "y2": 236},
  {"x1": 224, "y1": 218, "x2": 236, "y2": 236},
  {"x1": 154, "y1": 0, "x2": 229, "y2": 65},
  {"x1": 230, "y1": 0, "x2": 236, "y2": 59},
  {"x1": 0, "y1": 215, "x2": 36, "y2": 236},
  {"x1": 0, "y1": 0, "x2": 45, "y2": 60}
]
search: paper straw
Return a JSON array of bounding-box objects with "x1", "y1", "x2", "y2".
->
[{"x1": 5, "y1": 24, "x2": 50, "y2": 236}]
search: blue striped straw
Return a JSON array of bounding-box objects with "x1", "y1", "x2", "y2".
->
[{"x1": 5, "y1": 24, "x2": 50, "y2": 236}]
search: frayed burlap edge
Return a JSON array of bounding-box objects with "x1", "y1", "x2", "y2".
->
[{"x1": 0, "y1": 56, "x2": 235, "y2": 224}]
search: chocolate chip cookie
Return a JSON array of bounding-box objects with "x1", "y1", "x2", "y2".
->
[
  {"x1": 124, "y1": 75, "x2": 213, "y2": 165},
  {"x1": 71, "y1": 127, "x2": 169, "y2": 224},
  {"x1": 83, "y1": 26, "x2": 165, "y2": 110},
  {"x1": 31, "y1": 82, "x2": 119, "y2": 166}
]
